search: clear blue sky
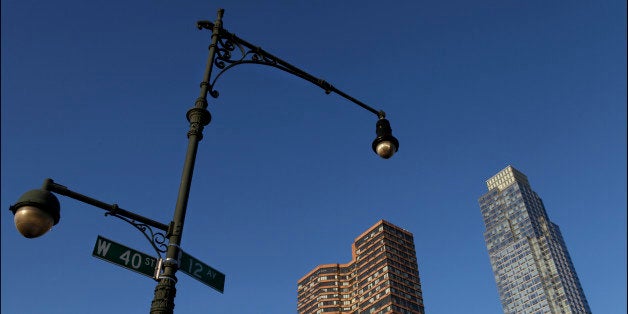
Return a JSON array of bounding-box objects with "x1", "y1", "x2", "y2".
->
[{"x1": 2, "y1": 1, "x2": 625, "y2": 313}]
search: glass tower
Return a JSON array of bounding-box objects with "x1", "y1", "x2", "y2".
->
[
  {"x1": 297, "y1": 220, "x2": 424, "y2": 314},
  {"x1": 478, "y1": 166, "x2": 591, "y2": 314}
]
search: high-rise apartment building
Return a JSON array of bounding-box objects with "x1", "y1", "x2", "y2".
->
[
  {"x1": 297, "y1": 220, "x2": 424, "y2": 314},
  {"x1": 478, "y1": 166, "x2": 591, "y2": 314}
]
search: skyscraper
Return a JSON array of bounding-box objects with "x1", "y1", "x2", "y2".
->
[
  {"x1": 479, "y1": 166, "x2": 591, "y2": 314},
  {"x1": 297, "y1": 220, "x2": 424, "y2": 314}
]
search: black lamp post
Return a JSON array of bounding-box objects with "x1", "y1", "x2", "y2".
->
[{"x1": 9, "y1": 8, "x2": 399, "y2": 314}]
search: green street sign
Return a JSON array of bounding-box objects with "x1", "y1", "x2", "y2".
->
[
  {"x1": 179, "y1": 250, "x2": 225, "y2": 293},
  {"x1": 92, "y1": 235, "x2": 158, "y2": 279}
]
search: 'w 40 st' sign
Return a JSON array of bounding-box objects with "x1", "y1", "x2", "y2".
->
[{"x1": 92, "y1": 235, "x2": 158, "y2": 278}]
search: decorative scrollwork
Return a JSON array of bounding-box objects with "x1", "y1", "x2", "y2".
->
[
  {"x1": 105, "y1": 211, "x2": 168, "y2": 258},
  {"x1": 208, "y1": 33, "x2": 298, "y2": 99},
  {"x1": 197, "y1": 15, "x2": 382, "y2": 117}
]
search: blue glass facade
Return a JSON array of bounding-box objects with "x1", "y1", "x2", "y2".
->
[{"x1": 479, "y1": 166, "x2": 591, "y2": 314}]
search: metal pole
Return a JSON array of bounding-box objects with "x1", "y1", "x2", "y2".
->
[{"x1": 149, "y1": 8, "x2": 223, "y2": 314}]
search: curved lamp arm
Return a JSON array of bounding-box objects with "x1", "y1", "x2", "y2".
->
[
  {"x1": 9, "y1": 178, "x2": 169, "y2": 257},
  {"x1": 196, "y1": 16, "x2": 386, "y2": 119}
]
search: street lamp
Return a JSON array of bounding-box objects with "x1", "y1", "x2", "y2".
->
[
  {"x1": 10, "y1": 188, "x2": 59, "y2": 238},
  {"x1": 9, "y1": 8, "x2": 399, "y2": 314}
]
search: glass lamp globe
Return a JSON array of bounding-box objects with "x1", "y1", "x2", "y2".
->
[
  {"x1": 13, "y1": 206, "x2": 55, "y2": 238},
  {"x1": 375, "y1": 141, "x2": 397, "y2": 159},
  {"x1": 371, "y1": 118, "x2": 399, "y2": 159},
  {"x1": 10, "y1": 188, "x2": 60, "y2": 238}
]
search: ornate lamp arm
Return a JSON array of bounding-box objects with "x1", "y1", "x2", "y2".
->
[
  {"x1": 196, "y1": 18, "x2": 386, "y2": 119},
  {"x1": 43, "y1": 179, "x2": 169, "y2": 256}
]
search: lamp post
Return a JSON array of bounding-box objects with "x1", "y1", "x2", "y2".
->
[{"x1": 9, "y1": 8, "x2": 399, "y2": 314}]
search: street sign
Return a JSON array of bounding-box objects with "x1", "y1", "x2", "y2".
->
[
  {"x1": 178, "y1": 250, "x2": 225, "y2": 293},
  {"x1": 92, "y1": 235, "x2": 158, "y2": 279}
]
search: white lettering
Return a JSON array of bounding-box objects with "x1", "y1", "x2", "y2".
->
[
  {"x1": 145, "y1": 257, "x2": 155, "y2": 267},
  {"x1": 206, "y1": 269, "x2": 216, "y2": 279},
  {"x1": 119, "y1": 250, "x2": 131, "y2": 265},
  {"x1": 131, "y1": 253, "x2": 141, "y2": 269},
  {"x1": 96, "y1": 239, "x2": 112, "y2": 256},
  {"x1": 193, "y1": 262, "x2": 203, "y2": 278}
]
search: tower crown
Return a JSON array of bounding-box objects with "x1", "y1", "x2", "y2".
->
[{"x1": 486, "y1": 165, "x2": 529, "y2": 191}]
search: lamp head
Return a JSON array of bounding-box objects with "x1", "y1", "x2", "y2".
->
[
  {"x1": 372, "y1": 118, "x2": 399, "y2": 159},
  {"x1": 9, "y1": 189, "x2": 60, "y2": 238}
]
